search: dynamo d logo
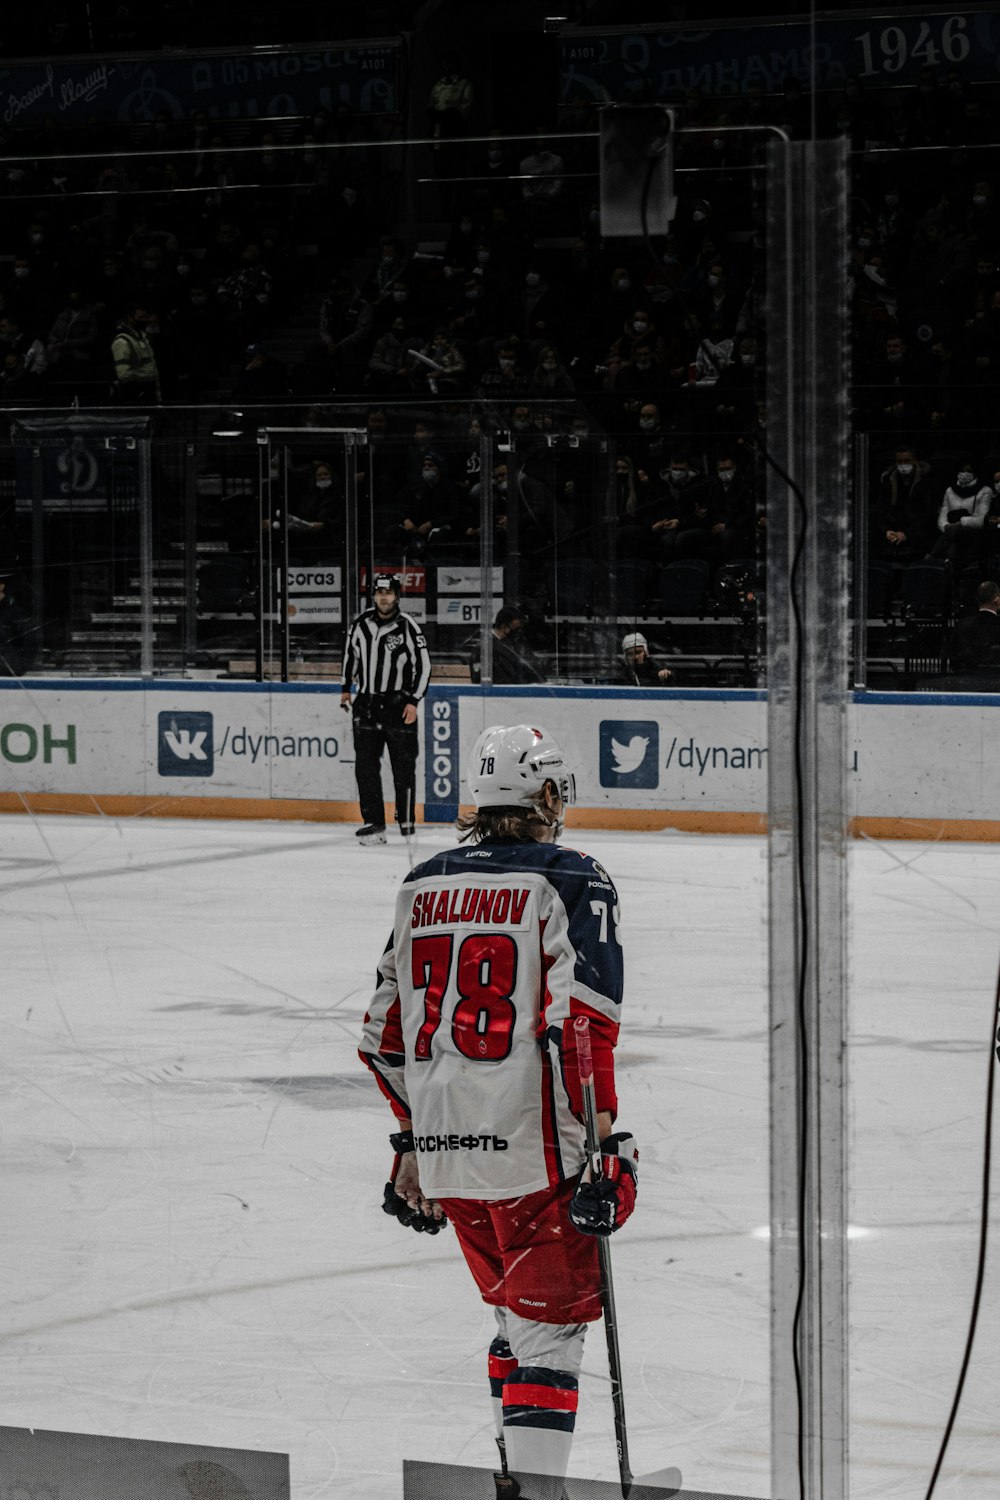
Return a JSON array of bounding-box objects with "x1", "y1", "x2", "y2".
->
[
  {"x1": 158, "y1": 710, "x2": 214, "y2": 777},
  {"x1": 599, "y1": 719, "x2": 658, "y2": 789}
]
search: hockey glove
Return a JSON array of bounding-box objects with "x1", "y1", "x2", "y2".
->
[
  {"x1": 382, "y1": 1129, "x2": 448, "y2": 1235},
  {"x1": 569, "y1": 1131, "x2": 639, "y2": 1237}
]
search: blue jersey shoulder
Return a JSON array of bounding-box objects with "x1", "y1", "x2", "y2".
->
[{"x1": 403, "y1": 839, "x2": 616, "y2": 894}]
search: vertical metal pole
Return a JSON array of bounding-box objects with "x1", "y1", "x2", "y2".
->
[
  {"x1": 279, "y1": 444, "x2": 290, "y2": 684},
  {"x1": 138, "y1": 436, "x2": 154, "y2": 676},
  {"x1": 852, "y1": 431, "x2": 870, "y2": 690},
  {"x1": 256, "y1": 432, "x2": 270, "y2": 682},
  {"x1": 766, "y1": 137, "x2": 850, "y2": 1500},
  {"x1": 183, "y1": 441, "x2": 198, "y2": 669},
  {"x1": 30, "y1": 446, "x2": 45, "y2": 654},
  {"x1": 479, "y1": 434, "x2": 494, "y2": 687},
  {"x1": 344, "y1": 432, "x2": 362, "y2": 656}
]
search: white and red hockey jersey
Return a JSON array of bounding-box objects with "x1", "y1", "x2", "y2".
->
[{"x1": 359, "y1": 837, "x2": 623, "y2": 1199}]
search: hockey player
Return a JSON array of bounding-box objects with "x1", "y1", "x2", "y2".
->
[
  {"x1": 341, "y1": 572, "x2": 431, "y2": 844},
  {"x1": 359, "y1": 723, "x2": 638, "y2": 1500}
]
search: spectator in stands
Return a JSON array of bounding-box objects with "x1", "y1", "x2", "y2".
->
[
  {"x1": 694, "y1": 259, "x2": 743, "y2": 340},
  {"x1": 315, "y1": 275, "x2": 373, "y2": 391},
  {"x1": 707, "y1": 451, "x2": 758, "y2": 565},
  {"x1": 710, "y1": 335, "x2": 759, "y2": 435},
  {"x1": 870, "y1": 444, "x2": 935, "y2": 563},
  {"x1": 519, "y1": 131, "x2": 565, "y2": 217},
  {"x1": 863, "y1": 331, "x2": 929, "y2": 433},
  {"x1": 1, "y1": 350, "x2": 44, "y2": 405},
  {"x1": 216, "y1": 242, "x2": 273, "y2": 343},
  {"x1": 414, "y1": 328, "x2": 466, "y2": 394},
  {"x1": 367, "y1": 317, "x2": 417, "y2": 395},
  {"x1": 392, "y1": 450, "x2": 466, "y2": 561},
  {"x1": 627, "y1": 402, "x2": 670, "y2": 474},
  {"x1": 949, "y1": 579, "x2": 1000, "y2": 671},
  {"x1": 473, "y1": 605, "x2": 545, "y2": 684},
  {"x1": 643, "y1": 450, "x2": 712, "y2": 560},
  {"x1": 367, "y1": 237, "x2": 410, "y2": 303},
  {"x1": 110, "y1": 302, "x2": 160, "y2": 403},
  {"x1": 0, "y1": 314, "x2": 48, "y2": 381},
  {"x1": 428, "y1": 52, "x2": 474, "y2": 148},
  {"x1": 46, "y1": 289, "x2": 99, "y2": 369},
  {"x1": 505, "y1": 263, "x2": 565, "y2": 343},
  {"x1": 172, "y1": 282, "x2": 230, "y2": 392},
  {"x1": 620, "y1": 631, "x2": 674, "y2": 686},
  {"x1": 929, "y1": 458, "x2": 992, "y2": 565},
  {"x1": 284, "y1": 460, "x2": 341, "y2": 563},
  {"x1": 476, "y1": 343, "x2": 528, "y2": 409},
  {"x1": 230, "y1": 343, "x2": 290, "y2": 410},
  {"x1": 528, "y1": 345, "x2": 575, "y2": 404},
  {"x1": 0, "y1": 572, "x2": 39, "y2": 675},
  {"x1": 608, "y1": 307, "x2": 665, "y2": 368}
]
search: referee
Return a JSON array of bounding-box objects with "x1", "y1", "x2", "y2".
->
[{"x1": 341, "y1": 572, "x2": 431, "y2": 845}]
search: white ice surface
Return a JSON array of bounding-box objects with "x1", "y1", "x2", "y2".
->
[{"x1": 1, "y1": 814, "x2": 998, "y2": 1499}]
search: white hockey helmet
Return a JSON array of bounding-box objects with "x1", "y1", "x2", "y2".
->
[
  {"x1": 622, "y1": 631, "x2": 648, "y2": 657},
  {"x1": 469, "y1": 723, "x2": 576, "y2": 809}
]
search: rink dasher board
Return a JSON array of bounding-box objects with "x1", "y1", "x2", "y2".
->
[
  {"x1": 403, "y1": 1462, "x2": 766, "y2": 1500},
  {"x1": 2, "y1": 680, "x2": 1000, "y2": 839},
  {"x1": 0, "y1": 1425, "x2": 289, "y2": 1498}
]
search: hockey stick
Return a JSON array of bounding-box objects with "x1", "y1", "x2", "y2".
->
[{"x1": 574, "y1": 1015, "x2": 682, "y2": 1500}]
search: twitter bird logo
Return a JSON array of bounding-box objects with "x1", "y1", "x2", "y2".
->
[
  {"x1": 611, "y1": 735, "x2": 649, "y2": 774},
  {"x1": 600, "y1": 720, "x2": 659, "y2": 788}
]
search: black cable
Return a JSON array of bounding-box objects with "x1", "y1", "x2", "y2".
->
[
  {"x1": 922, "y1": 953, "x2": 999, "y2": 1499},
  {"x1": 759, "y1": 440, "x2": 810, "y2": 1500}
]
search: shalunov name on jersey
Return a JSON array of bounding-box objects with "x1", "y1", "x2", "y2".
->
[{"x1": 411, "y1": 886, "x2": 530, "y2": 929}]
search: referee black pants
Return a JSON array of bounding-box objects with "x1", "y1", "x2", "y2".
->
[{"x1": 353, "y1": 714, "x2": 418, "y2": 828}]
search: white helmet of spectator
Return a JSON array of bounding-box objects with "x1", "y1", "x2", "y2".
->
[
  {"x1": 622, "y1": 631, "x2": 647, "y2": 660},
  {"x1": 469, "y1": 723, "x2": 575, "y2": 809}
]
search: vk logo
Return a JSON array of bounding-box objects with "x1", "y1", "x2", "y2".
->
[
  {"x1": 599, "y1": 720, "x2": 659, "y2": 789},
  {"x1": 158, "y1": 711, "x2": 214, "y2": 777}
]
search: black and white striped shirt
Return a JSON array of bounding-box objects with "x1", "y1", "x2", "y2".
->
[{"x1": 342, "y1": 607, "x2": 431, "y2": 703}]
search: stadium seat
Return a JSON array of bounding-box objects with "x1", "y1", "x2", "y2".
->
[
  {"x1": 551, "y1": 558, "x2": 594, "y2": 616},
  {"x1": 900, "y1": 559, "x2": 949, "y2": 621},
  {"x1": 657, "y1": 558, "x2": 710, "y2": 617},
  {"x1": 613, "y1": 559, "x2": 655, "y2": 618}
]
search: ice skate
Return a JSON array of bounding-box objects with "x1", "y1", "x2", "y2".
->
[
  {"x1": 356, "y1": 823, "x2": 387, "y2": 846},
  {"x1": 399, "y1": 821, "x2": 415, "y2": 837}
]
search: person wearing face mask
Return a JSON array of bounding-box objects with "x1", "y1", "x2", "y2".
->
[
  {"x1": 695, "y1": 260, "x2": 741, "y2": 340},
  {"x1": 367, "y1": 318, "x2": 418, "y2": 395},
  {"x1": 476, "y1": 344, "x2": 529, "y2": 408},
  {"x1": 427, "y1": 51, "x2": 474, "y2": 211},
  {"x1": 642, "y1": 451, "x2": 711, "y2": 561},
  {"x1": 46, "y1": 290, "x2": 98, "y2": 369},
  {"x1": 626, "y1": 402, "x2": 670, "y2": 475},
  {"x1": 413, "y1": 328, "x2": 466, "y2": 394},
  {"x1": 111, "y1": 302, "x2": 160, "y2": 404},
  {"x1": 518, "y1": 131, "x2": 565, "y2": 226},
  {"x1": 528, "y1": 345, "x2": 575, "y2": 403},
  {"x1": 506, "y1": 263, "x2": 566, "y2": 343},
  {"x1": 278, "y1": 459, "x2": 341, "y2": 563},
  {"x1": 929, "y1": 459, "x2": 992, "y2": 565},
  {"x1": 392, "y1": 451, "x2": 466, "y2": 562},
  {"x1": 870, "y1": 445, "x2": 934, "y2": 563},
  {"x1": 706, "y1": 453, "x2": 759, "y2": 565},
  {"x1": 607, "y1": 307, "x2": 666, "y2": 369},
  {"x1": 309, "y1": 275, "x2": 374, "y2": 395},
  {"x1": 863, "y1": 333, "x2": 930, "y2": 433}
]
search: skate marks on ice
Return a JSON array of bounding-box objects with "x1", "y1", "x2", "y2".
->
[
  {"x1": 404, "y1": 1459, "x2": 761, "y2": 1499},
  {"x1": 0, "y1": 1427, "x2": 289, "y2": 1500}
]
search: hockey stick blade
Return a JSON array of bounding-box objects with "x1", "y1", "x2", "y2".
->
[{"x1": 626, "y1": 1466, "x2": 683, "y2": 1497}]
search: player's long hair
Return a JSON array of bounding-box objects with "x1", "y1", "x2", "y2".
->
[{"x1": 456, "y1": 786, "x2": 559, "y2": 843}]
